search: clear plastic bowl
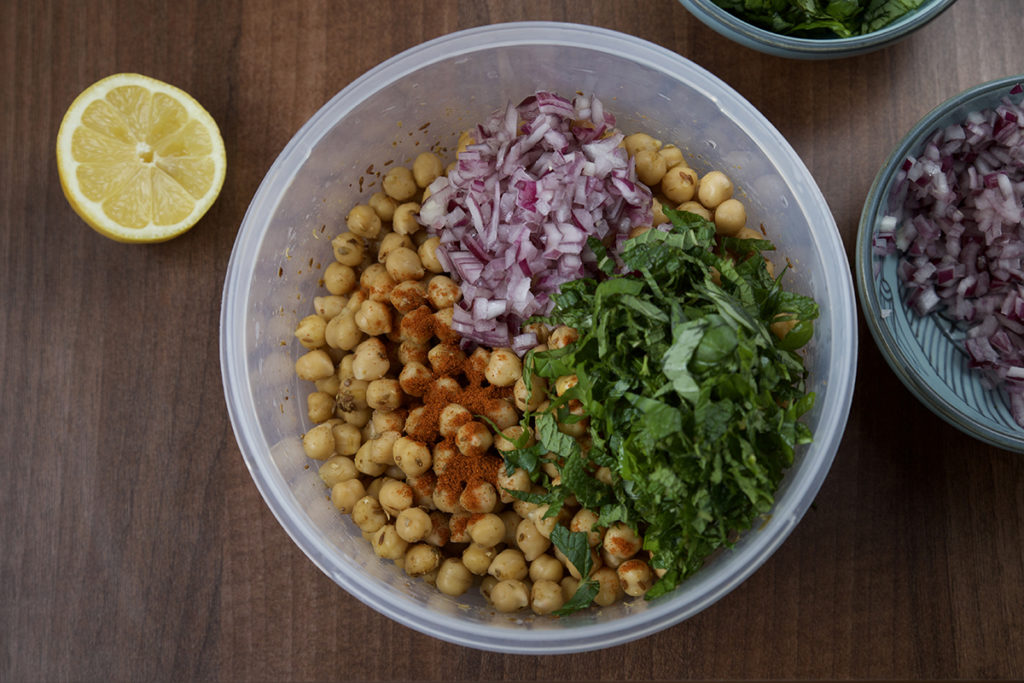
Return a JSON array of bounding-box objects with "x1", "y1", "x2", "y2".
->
[
  {"x1": 678, "y1": 0, "x2": 956, "y2": 60},
  {"x1": 220, "y1": 22, "x2": 857, "y2": 653}
]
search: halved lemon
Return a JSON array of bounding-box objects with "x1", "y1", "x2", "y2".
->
[{"x1": 56, "y1": 73, "x2": 227, "y2": 243}]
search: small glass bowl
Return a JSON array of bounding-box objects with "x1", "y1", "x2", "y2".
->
[
  {"x1": 678, "y1": 0, "x2": 957, "y2": 60},
  {"x1": 856, "y1": 74, "x2": 1024, "y2": 453}
]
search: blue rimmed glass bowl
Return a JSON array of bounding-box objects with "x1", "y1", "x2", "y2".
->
[
  {"x1": 856, "y1": 74, "x2": 1024, "y2": 453},
  {"x1": 678, "y1": 0, "x2": 957, "y2": 60}
]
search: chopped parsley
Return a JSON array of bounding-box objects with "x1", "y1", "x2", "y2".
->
[
  {"x1": 504, "y1": 209, "x2": 818, "y2": 611},
  {"x1": 712, "y1": 0, "x2": 928, "y2": 39}
]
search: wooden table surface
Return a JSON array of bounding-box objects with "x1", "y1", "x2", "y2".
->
[{"x1": 3, "y1": 0, "x2": 1023, "y2": 680}]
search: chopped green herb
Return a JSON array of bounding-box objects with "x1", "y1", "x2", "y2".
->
[
  {"x1": 711, "y1": 0, "x2": 928, "y2": 39},
  {"x1": 504, "y1": 210, "x2": 817, "y2": 612}
]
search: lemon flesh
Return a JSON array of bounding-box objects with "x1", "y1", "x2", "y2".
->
[{"x1": 56, "y1": 73, "x2": 227, "y2": 243}]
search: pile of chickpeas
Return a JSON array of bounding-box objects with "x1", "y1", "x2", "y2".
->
[{"x1": 293, "y1": 127, "x2": 767, "y2": 616}]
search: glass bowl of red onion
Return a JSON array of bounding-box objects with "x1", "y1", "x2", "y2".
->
[{"x1": 857, "y1": 74, "x2": 1024, "y2": 452}]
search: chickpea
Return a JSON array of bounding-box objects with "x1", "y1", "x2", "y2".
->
[
  {"x1": 314, "y1": 295, "x2": 347, "y2": 320},
  {"x1": 467, "y1": 513, "x2": 506, "y2": 547},
  {"x1": 459, "y1": 480, "x2": 498, "y2": 514},
  {"x1": 456, "y1": 130, "x2": 475, "y2": 155},
  {"x1": 438, "y1": 403, "x2": 471, "y2": 438},
  {"x1": 406, "y1": 472, "x2": 436, "y2": 509},
  {"x1": 560, "y1": 576, "x2": 580, "y2": 602},
  {"x1": 617, "y1": 559, "x2": 654, "y2": 597},
  {"x1": 397, "y1": 340, "x2": 429, "y2": 366},
  {"x1": 371, "y1": 524, "x2": 409, "y2": 560},
  {"x1": 368, "y1": 191, "x2": 398, "y2": 221},
  {"x1": 488, "y1": 548, "x2": 528, "y2": 581},
  {"x1": 482, "y1": 398, "x2": 518, "y2": 431},
  {"x1": 530, "y1": 580, "x2": 565, "y2": 615},
  {"x1": 736, "y1": 226, "x2": 765, "y2": 241},
  {"x1": 529, "y1": 504, "x2": 569, "y2": 540},
  {"x1": 424, "y1": 511, "x2": 452, "y2": 547},
  {"x1": 603, "y1": 521, "x2": 643, "y2": 560},
  {"x1": 494, "y1": 426, "x2": 534, "y2": 455},
  {"x1": 570, "y1": 509, "x2": 604, "y2": 547},
  {"x1": 418, "y1": 236, "x2": 444, "y2": 273},
  {"x1": 547, "y1": 326, "x2": 579, "y2": 350},
  {"x1": 389, "y1": 280, "x2": 428, "y2": 313},
  {"x1": 383, "y1": 166, "x2": 418, "y2": 202},
  {"x1": 495, "y1": 466, "x2": 531, "y2": 504},
  {"x1": 353, "y1": 441, "x2": 387, "y2": 476},
  {"x1": 529, "y1": 554, "x2": 564, "y2": 583},
  {"x1": 398, "y1": 362, "x2": 433, "y2": 398},
  {"x1": 485, "y1": 348, "x2": 522, "y2": 387},
  {"x1": 431, "y1": 483, "x2": 463, "y2": 514},
  {"x1": 697, "y1": 170, "x2": 734, "y2": 209},
  {"x1": 336, "y1": 378, "x2": 368, "y2": 414},
  {"x1": 294, "y1": 349, "x2": 334, "y2": 381},
  {"x1": 462, "y1": 543, "x2": 498, "y2": 575},
  {"x1": 369, "y1": 430, "x2": 400, "y2": 465},
  {"x1": 412, "y1": 152, "x2": 444, "y2": 188},
  {"x1": 365, "y1": 475, "x2": 387, "y2": 499},
  {"x1": 385, "y1": 246, "x2": 425, "y2": 282},
  {"x1": 323, "y1": 262, "x2": 356, "y2": 296},
  {"x1": 427, "y1": 343, "x2": 465, "y2": 374},
  {"x1": 366, "y1": 379, "x2": 403, "y2": 412},
  {"x1": 491, "y1": 579, "x2": 530, "y2": 613},
  {"x1": 346, "y1": 204, "x2": 383, "y2": 239},
  {"x1": 713, "y1": 197, "x2": 746, "y2": 236},
  {"x1": 378, "y1": 478, "x2": 414, "y2": 517},
  {"x1": 330, "y1": 479, "x2": 366, "y2": 514},
  {"x1": 331, "y1": 232, "x2": 365, "y2": 267},
  {"x1": 315, "y1": 374, "x2": 340, "y2": 396},
  {"x1": 555, "y1": 544, "x2": 600, "y2": 581},
  {"x1": 554, "y1": 374, "x2": 579, "y2": 397},
  {"x1": 354, "y1": 299, "x2": 392, "y2": 337},
  {"x1": 499, "y1": 509, "x2": 521, "y2": 546},
  {"x1": 515, "y1": 518, "x2": 552, "y2": 562},
  {"x1": 455, "y1": 421, "x2": 493, "y2": 457},
  {"x1": 304, "y1": 391, "x2": 332, "y2": 423},
  {"x1": 302, "y1": 422, "x2": 335, "y2": 460},
  {"x1": 318, "y1": 455, "x2": 357, "y2": 487},
  {"x1": 658, "y1": 143, "x2": 685, "y2": 168},
  {"x1": 392, "y1": 202, "x2": 421, "y2": 236},
  {"x1": 294, "y1": 314, "x2": 326, "y2": 349},
  {"x1": 324, "y1": 311, "x2": 363, "y2": 351},
  {"x1": 393, "y1": 437, "x2": 432, "y2": 477},
  {"x1": 676, "y1": 200, "x2": 713, "y2": 221},
  {"x1": 623, "y1": 132, "x2": 661, "y2": 158},
  {"x1": 661, "y1": 164, "x2": 699, "y2": 204},
  {"x1": 351, "y1": 496, "x2": 387, "y2": 534},
  {"x1": 352, "y1": 338, "x2": 390, "y2": 381},
  {"x1": 592, "y1": 567, "x2": 625, "y2": 607},
  {"x1": 628, "y1": 225, "x2": 652, "y2": 239},
  {"x1": 331, "y1": 422, "x2": 362, "y2": 456},
  {"x1": 448, "y1": 512, "x2": 473, "y2": 543},
  {"x1": 377, "y1": 231, "x2": 413, "y2": 263},
  {"x1": 556, "y1": 400, "x2": 589, "y2": 438},
  {"x1": 426, "y1": 275, "x2": 461, "y2": 310},
  {"x1": 339, "y1": 406, "x2": 371, "y2": 429},
  {"x1": 404, "y1": 544, "x2": 441, "y2": 577},
  {"x1": 359, "y1": 263, "x2": 396, "y2": 303},
  {"x1": 651, "y1": 196, "x2": 669, "y2": 226},
  {"x1": 479, "y1": 575, "x2": 499, "y2": 602},
  {"x1": 634, "y1": 148, "x2": 667, "y2": 186}
]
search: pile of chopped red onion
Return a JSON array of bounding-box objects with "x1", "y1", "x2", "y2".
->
[
  {"x1": 417, "y1": 91, "x2": 653, "y2": 353},
  {"x1": 874, "y1": 84, "x2": 1024, "y2": 424}
]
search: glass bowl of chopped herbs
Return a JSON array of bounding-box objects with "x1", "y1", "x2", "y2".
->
[
  {"x1": 221, "y1": 22, "x2": 858, "y2": 653},
  {"x1": 679, "y1": 0, "x2": 956, "y2": 59}
]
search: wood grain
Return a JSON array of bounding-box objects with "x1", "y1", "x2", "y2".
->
[{"x1": 2, "y1": 0, "x2": 1022, "y2": 680}]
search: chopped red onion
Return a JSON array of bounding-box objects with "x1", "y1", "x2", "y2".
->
[
  {"x1": 418, "y1": 91, "x2": 653, "y2": 353},
  {"x1": 879, "y1": 85, "x2": 1024, "y2": 425}
]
